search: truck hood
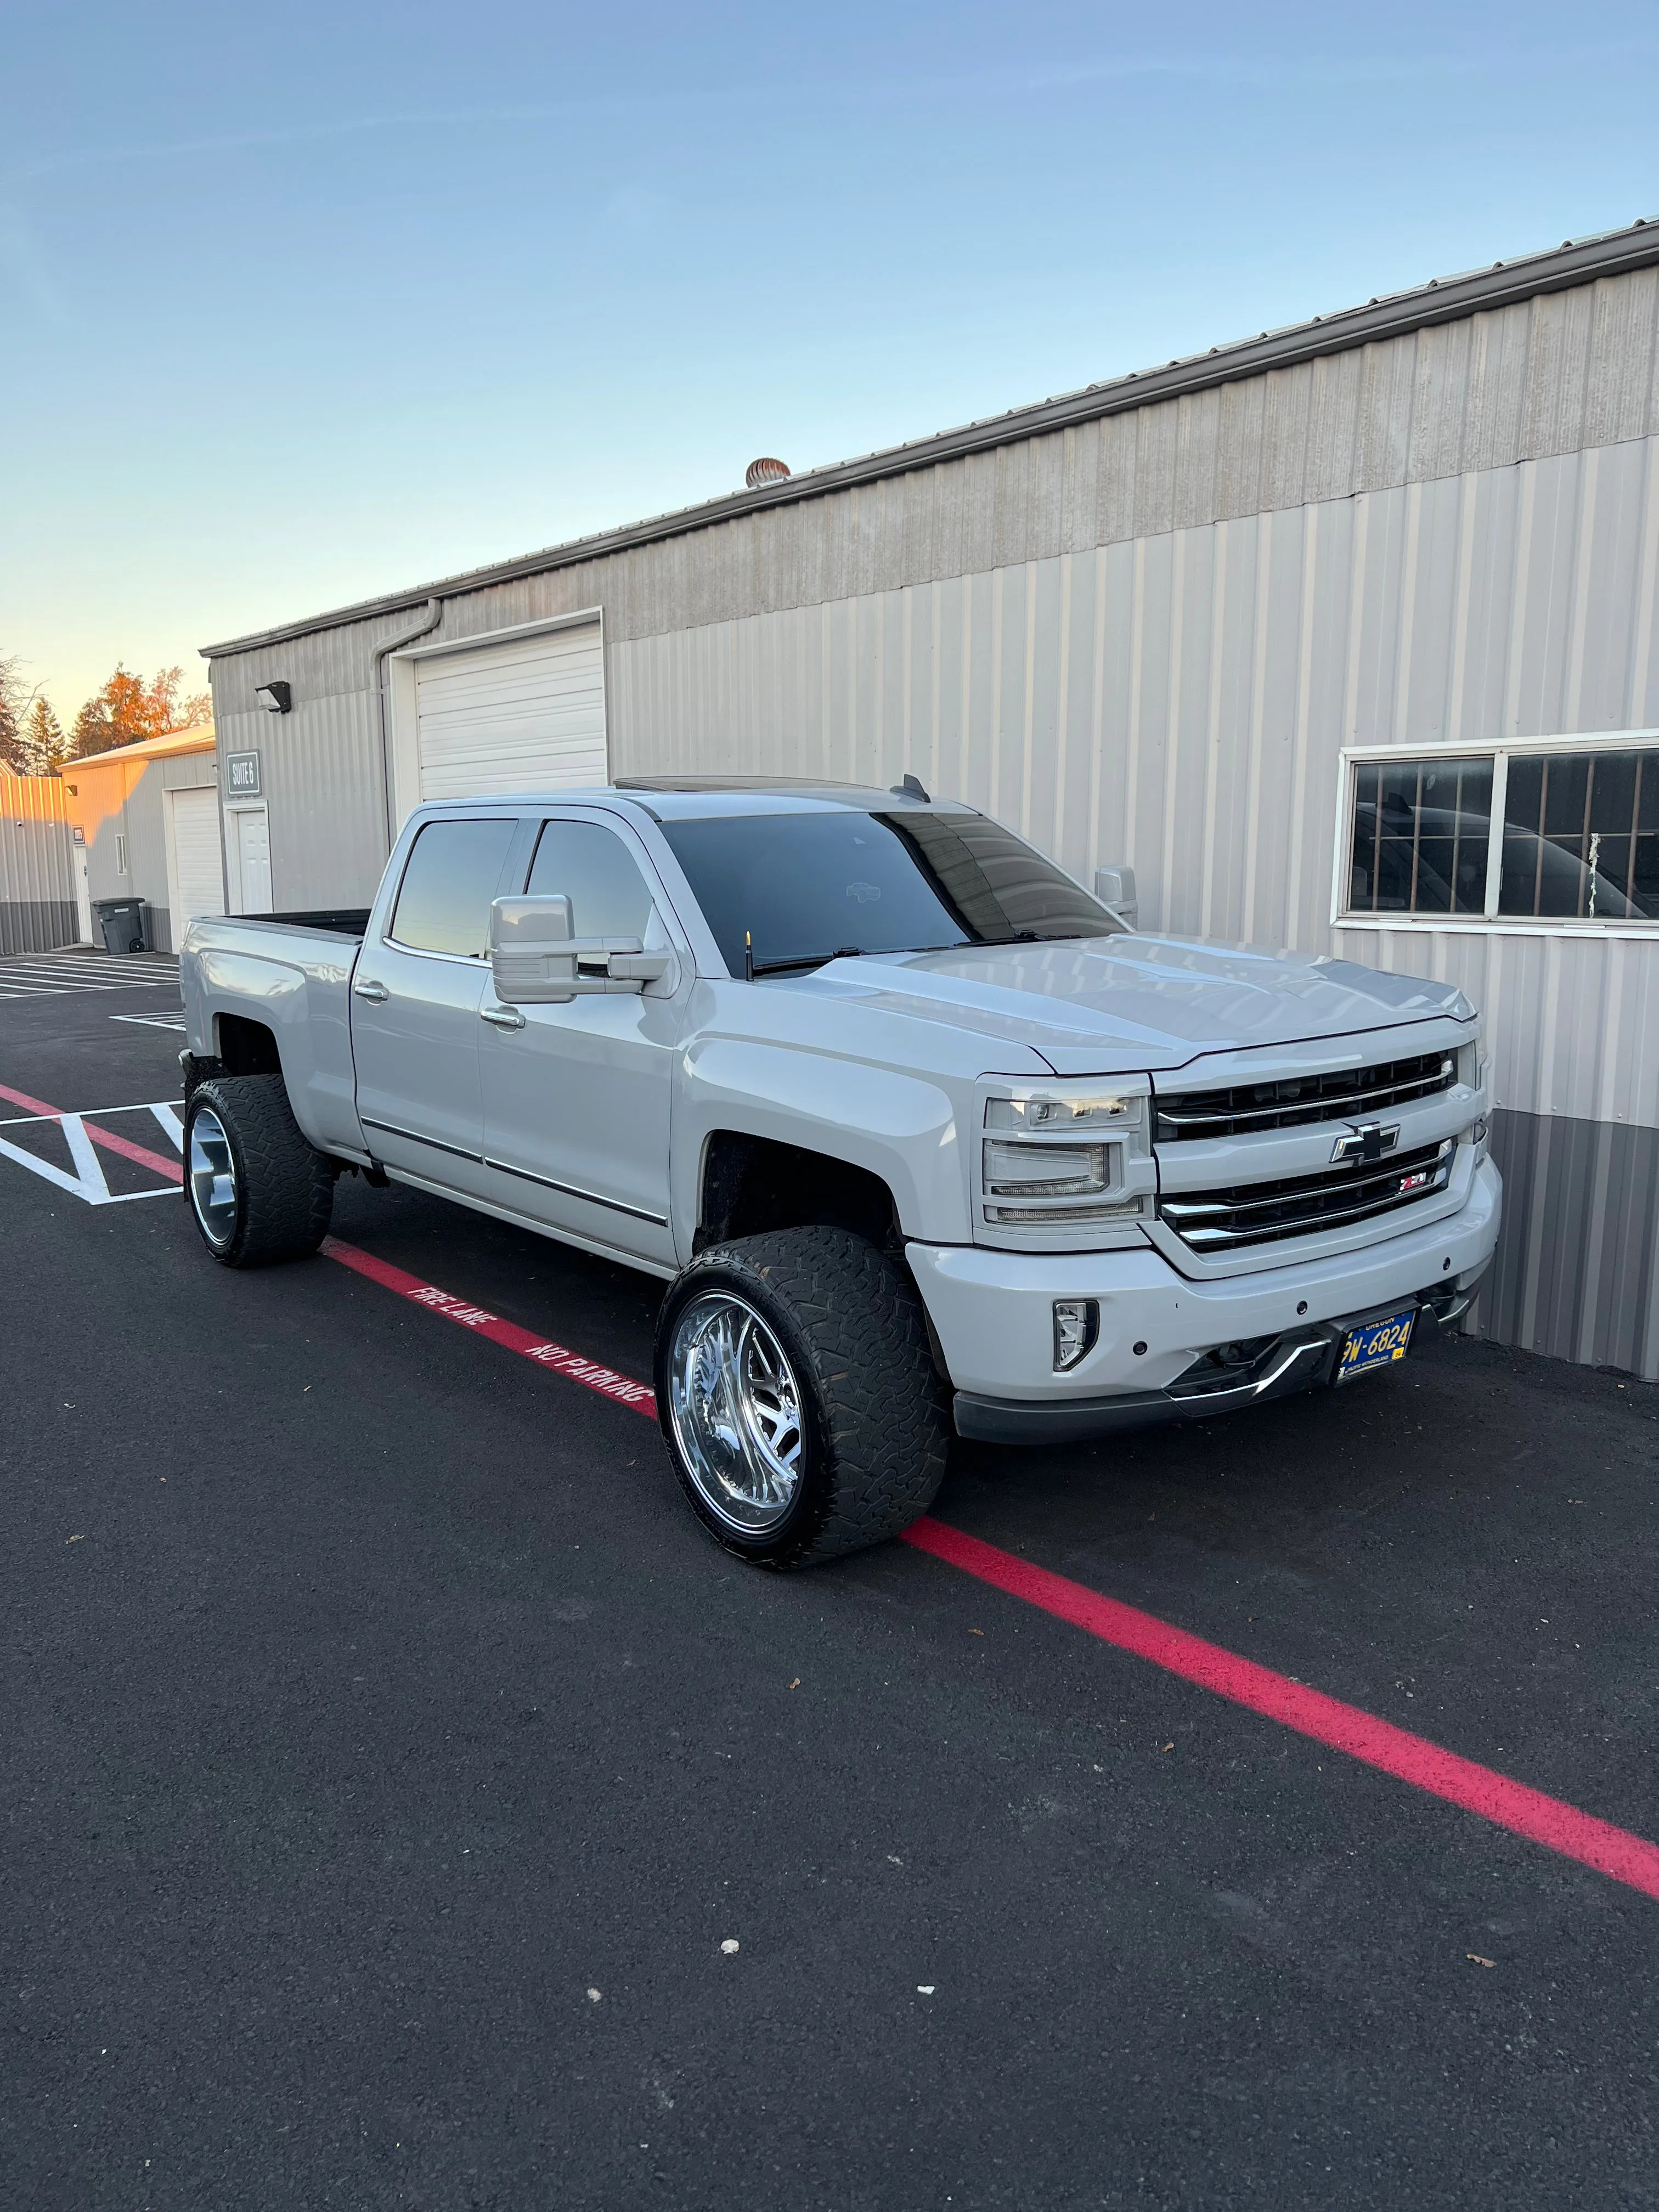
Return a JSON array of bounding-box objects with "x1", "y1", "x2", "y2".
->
[{"x1": 804, "y1": 935, "x2": 1474, "y2": 1075}]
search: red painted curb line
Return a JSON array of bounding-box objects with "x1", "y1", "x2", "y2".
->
[
  {"x1": 320, "y1": 1235, "x2": 659, "y2": 1416},
  {"x1": 900, "y1": 1516, "x2": 1659, "y2": 1901}
]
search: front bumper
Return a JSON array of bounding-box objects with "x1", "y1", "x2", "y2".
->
[{"x1": 907, "y1": 1155, "x2": 1502, "y2": 1442}]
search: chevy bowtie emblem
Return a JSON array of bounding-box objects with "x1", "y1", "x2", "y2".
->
[{"x1": 1331, "y1": 1121, "x2": 1400, "y2": 1164}]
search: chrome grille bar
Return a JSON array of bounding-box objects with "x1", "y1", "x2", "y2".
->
[
  {"x1": 1161, "y1": 1140, "x2": 1454, "y2": 1251},
  {"x1": 1154, "y1": 1052, "x2": 1455, "y2": 1140}
]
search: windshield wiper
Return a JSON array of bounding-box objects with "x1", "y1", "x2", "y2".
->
[{"x1": 748, "y1": 945, "x2": 865, "y2": 978}]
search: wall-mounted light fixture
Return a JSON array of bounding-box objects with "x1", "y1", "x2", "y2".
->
[{"x1": 254, "y1": 680, "x2": 292, "y2": 714}]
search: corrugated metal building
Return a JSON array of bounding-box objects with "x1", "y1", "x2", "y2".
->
[
  {"x1": 202, "y1": 222, "x2": 1659, "y2": 1378},
  {"x1": 60, "y1": 728, "x2": 223, "y2": 953},
  {"x1": 0, "y1": 771, "x2": 76, "y2": 953}
]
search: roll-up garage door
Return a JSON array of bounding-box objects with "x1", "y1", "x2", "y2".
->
[
  {"x1": 415, "y1": 623, "x2": 607, "y2": 800},
  {"x1": 168, "y1": 787, "x2": 225, "y2": 929}
]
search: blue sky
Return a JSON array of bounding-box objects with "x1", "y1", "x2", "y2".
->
[{"x1": 3, "y1": 1, "x2": 1656, "y2": 720}]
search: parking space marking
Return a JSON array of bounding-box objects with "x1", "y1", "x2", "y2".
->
[
  {"x1": 110, "y1": 1014, "x2": 188, "y2": 1032},
  {"x1": 14, "y1": 1068, "x2": 1658, "y2": 1905},
  {"x1": 0, "y1": 952, "x2": 181, "y2": 1000},
  {"x1": 0, "y1": 1082, "x2": 184, "y2": 1198}
]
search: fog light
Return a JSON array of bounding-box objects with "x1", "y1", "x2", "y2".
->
[{"x1": 1053, "y1": 1299, "x2": 1100, "y2": 1372}]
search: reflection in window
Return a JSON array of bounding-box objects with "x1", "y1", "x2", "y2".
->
[
  {"x1": 390, "y1": 818, "x2": 518, "y2": 957},
  {"x1": 1499, "y1": 752, "x2": 1658, "y2": 921},
  {"x1": 1348, "y1": 758, "x2": 1492, "y2": 916},
  {"x1": 526, "y1": 820, "x2": 654, "y2": 940}
]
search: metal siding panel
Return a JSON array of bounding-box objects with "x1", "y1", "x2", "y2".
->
[
  {"x1": 1305, "y1": 345, "x2": 1365, "y2": 504},
  {"x1": 1132, "y1": 399, "x2": 1178, "y2": 541},
  {"x1": 1214, "y1": 375, "x2": 1266, "y2": 521},
  {"x1": 1172, "y1": 389, "x2": 1222, "y2": 532},
  {"x1": 1260, "y1": 362, "x2": 1314, "y2": 516},
  {"x1": 1584, "y1": 268, "x2": 1659, "y2": 447},
  {"x1": 0, "y1": 771, "x2": 75, "y2": 951}
]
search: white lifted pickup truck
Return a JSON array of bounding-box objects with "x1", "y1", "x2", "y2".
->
[{"x1": 179, "y1": 777, "x2": 1500, "y2": 1566}]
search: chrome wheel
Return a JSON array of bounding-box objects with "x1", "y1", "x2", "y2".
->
[
  {"x1": 667, "y1": 1291, "x2": 806, "y2": 1534},
  {"x1": 188, "y1": 1105, "x2": 239, "y2": 1249}
]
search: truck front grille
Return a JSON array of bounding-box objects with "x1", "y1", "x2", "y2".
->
[
  {"x1": 1161, "y1": 1139, "x2": 1454, "y2": 1252},
  {"x1": 1154, "y1": 1051, "x2": 1455, "y2": 1141}
]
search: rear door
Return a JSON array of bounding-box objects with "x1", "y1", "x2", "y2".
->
[
  {"x1": 350, "y1": 815, "x2": 522, "y2": 1180},
  {"x1": 479, "y1": 811, "x2": 685, "y2": 1267}
]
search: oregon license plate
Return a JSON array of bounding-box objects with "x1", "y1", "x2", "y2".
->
[{"x1": 1336, "y1": 1305, "x2": 1417, "y2": 1383}]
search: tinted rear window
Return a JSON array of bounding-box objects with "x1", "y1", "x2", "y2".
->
[{"x1": 657, "y1": 810, "x2": 1119, "y2": 973}]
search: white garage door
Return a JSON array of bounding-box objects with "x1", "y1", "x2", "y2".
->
[
  {"x1": 415, "y1": 623, "x2": 607, "y2": 800},
  {"x1": 168, "y1": 787, "x2": 224, "y2": 933}
]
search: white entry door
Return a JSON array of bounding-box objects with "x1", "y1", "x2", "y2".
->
[
  {"x1": 410, "y1": 622, "x2": 607, "y2": 807},
  {"x1": 72, "y1": 836, "x2": 94, "y2": 944},
  {"x1": 165, "y1": 787, "x2": 225, "y2": 945},
  {"x1": 230, "y1": 805, "x2": 273, "y2": 914}
]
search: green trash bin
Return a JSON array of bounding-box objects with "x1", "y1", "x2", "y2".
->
[{"x1": 93, "y1": 898, "x2": 148, "y2": 953}]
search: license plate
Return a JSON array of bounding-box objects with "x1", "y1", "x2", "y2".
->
[{"x1": 1336, "y1": 1305, "x2": 1417, "y2": 1384}]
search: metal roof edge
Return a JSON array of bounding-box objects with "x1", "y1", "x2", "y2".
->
[
  {"x1": 202, "y1": 218, "x2": 1659, "y2": 662},
  {"x1": 60, "y1": 725, "x2": 218, "y2": 768}
]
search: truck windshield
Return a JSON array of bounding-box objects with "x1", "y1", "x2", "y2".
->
[{"x1": 657, "y1": 809, "x2": 1122, "y2": 975}]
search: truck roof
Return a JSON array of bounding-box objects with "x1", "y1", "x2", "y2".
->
[{"x1": 415, "y1": 778, "x2": 974, "y2": 821}]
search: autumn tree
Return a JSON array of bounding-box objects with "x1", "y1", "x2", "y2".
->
[
  {"x1": 70, "y1": 664, "x2": 212, "y2": 758},
  {"x1": 19, "y1": 698, "x2": 66, "y2": 775}
]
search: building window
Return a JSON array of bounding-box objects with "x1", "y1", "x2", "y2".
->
[
  {"x1": 1341, "y1": 738, "x2": 1659, "y2": 928},
  {"x1": 115, "y1": 834, "x2": 128, "y2": 876}
]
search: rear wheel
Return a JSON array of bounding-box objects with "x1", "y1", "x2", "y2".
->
[
  {"x1": 184, "y1": 1074, "x2": 334, "y2": 1267},
  {"x1": 654, "y1": 1227, "x2": 949, "y2": 1567}
]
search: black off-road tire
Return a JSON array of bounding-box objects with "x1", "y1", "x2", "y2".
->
[
  {"x1": 184, "y1": 1074, "x2": 334, "y2": 1268},
  {"x1": 653, "y1": 1226, "x2": 950, "y2": 1568}
]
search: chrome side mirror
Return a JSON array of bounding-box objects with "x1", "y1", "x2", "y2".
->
[{"x1": 489, "y1": 895, "x2": 679, "y2": 1005}]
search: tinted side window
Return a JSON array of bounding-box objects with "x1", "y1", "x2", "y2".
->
[
  {"x1": 1499, "y1": 749, "x2": 1657, "y2": 920},
  {"x1": 390, "y1": 819, "x2": 518, "y2": 957},
  {"x1": 1347, "y1": 758, "x2": 1492, "y2": 916},
  {"x1": 526, "y1": 820, "x2": 654, "y2": 940}
]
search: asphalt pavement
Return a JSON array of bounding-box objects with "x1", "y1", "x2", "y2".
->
[{"x1": 3, "y1": 963, "x2": 1657, "y2": 2211}]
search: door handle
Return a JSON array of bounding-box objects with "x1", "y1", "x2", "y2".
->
[
  {"x1": 481, "y1": 1004, "x2": 526, "y2": 1031},
  {"x1": 353, "y1": 978, "x2": 389, "y2": 1003}
]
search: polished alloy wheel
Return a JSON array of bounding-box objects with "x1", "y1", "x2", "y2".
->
[
  {"x1": 667, "y1": 1291, "x2": 805, "y2": 1533},
  {"x1": 188, "y1": 1105, "x2": 239, "y2": 1249}
]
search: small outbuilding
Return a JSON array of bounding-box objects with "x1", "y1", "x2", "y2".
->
[{"x1": 60, "y1": 726, "x2": 224, "y2": 953}]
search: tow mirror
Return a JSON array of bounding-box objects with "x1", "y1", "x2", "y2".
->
[{"x1": 489, "y1": 894, "x2": 678, "y2": 1005}]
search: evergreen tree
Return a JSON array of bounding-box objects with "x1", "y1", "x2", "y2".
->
[
  {"x1": 19, "y1": 698, "x2": 66, "y2": 775},
  {"x1": 0, "y1": 651, "x2": 26, "y2": 773}
]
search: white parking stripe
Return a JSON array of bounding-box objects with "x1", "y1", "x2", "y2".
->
[
  {"x1": 149, "y1": 1103, "x2": 185, "y2": 1151},
  {"x1": 0, "y1": 1112, "x2": 174, "y2": 1204}
]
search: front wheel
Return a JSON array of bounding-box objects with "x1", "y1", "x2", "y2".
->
[
  {"x1": 654, "y1": 1227, "x2": 950, "y2": 1567},
  {"x1": 184, "y1": 1074, "x2": 334, "y2": 1267}
]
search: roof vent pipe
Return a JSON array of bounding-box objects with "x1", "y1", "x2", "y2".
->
[{"x1": 371, "y1": 597, "x2": 443, "y2": 847}]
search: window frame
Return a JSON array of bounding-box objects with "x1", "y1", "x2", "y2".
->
[{"x1": 1332, "y1": 729, "x2": 1659, "y2": 939}]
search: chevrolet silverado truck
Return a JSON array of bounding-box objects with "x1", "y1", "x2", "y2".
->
[{"x1": 178, "y1": 778, "x2": 1501, "y2": 1567}]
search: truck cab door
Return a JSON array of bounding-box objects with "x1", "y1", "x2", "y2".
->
[
  {"x1": 479, "y1": 811, "x2": 685, "y2": 1268},
  {"x1": 350, "y1": 815, "x2": 522, "y2": 1183}
]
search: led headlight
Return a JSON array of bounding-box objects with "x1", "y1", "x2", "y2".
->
[
  {"x1": 983, "y1": 1139, "x2": 1110, "y2": 1199},
  {"x1": 986, "y1": 1094, "x2": 1142, "y2": 1132}
]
